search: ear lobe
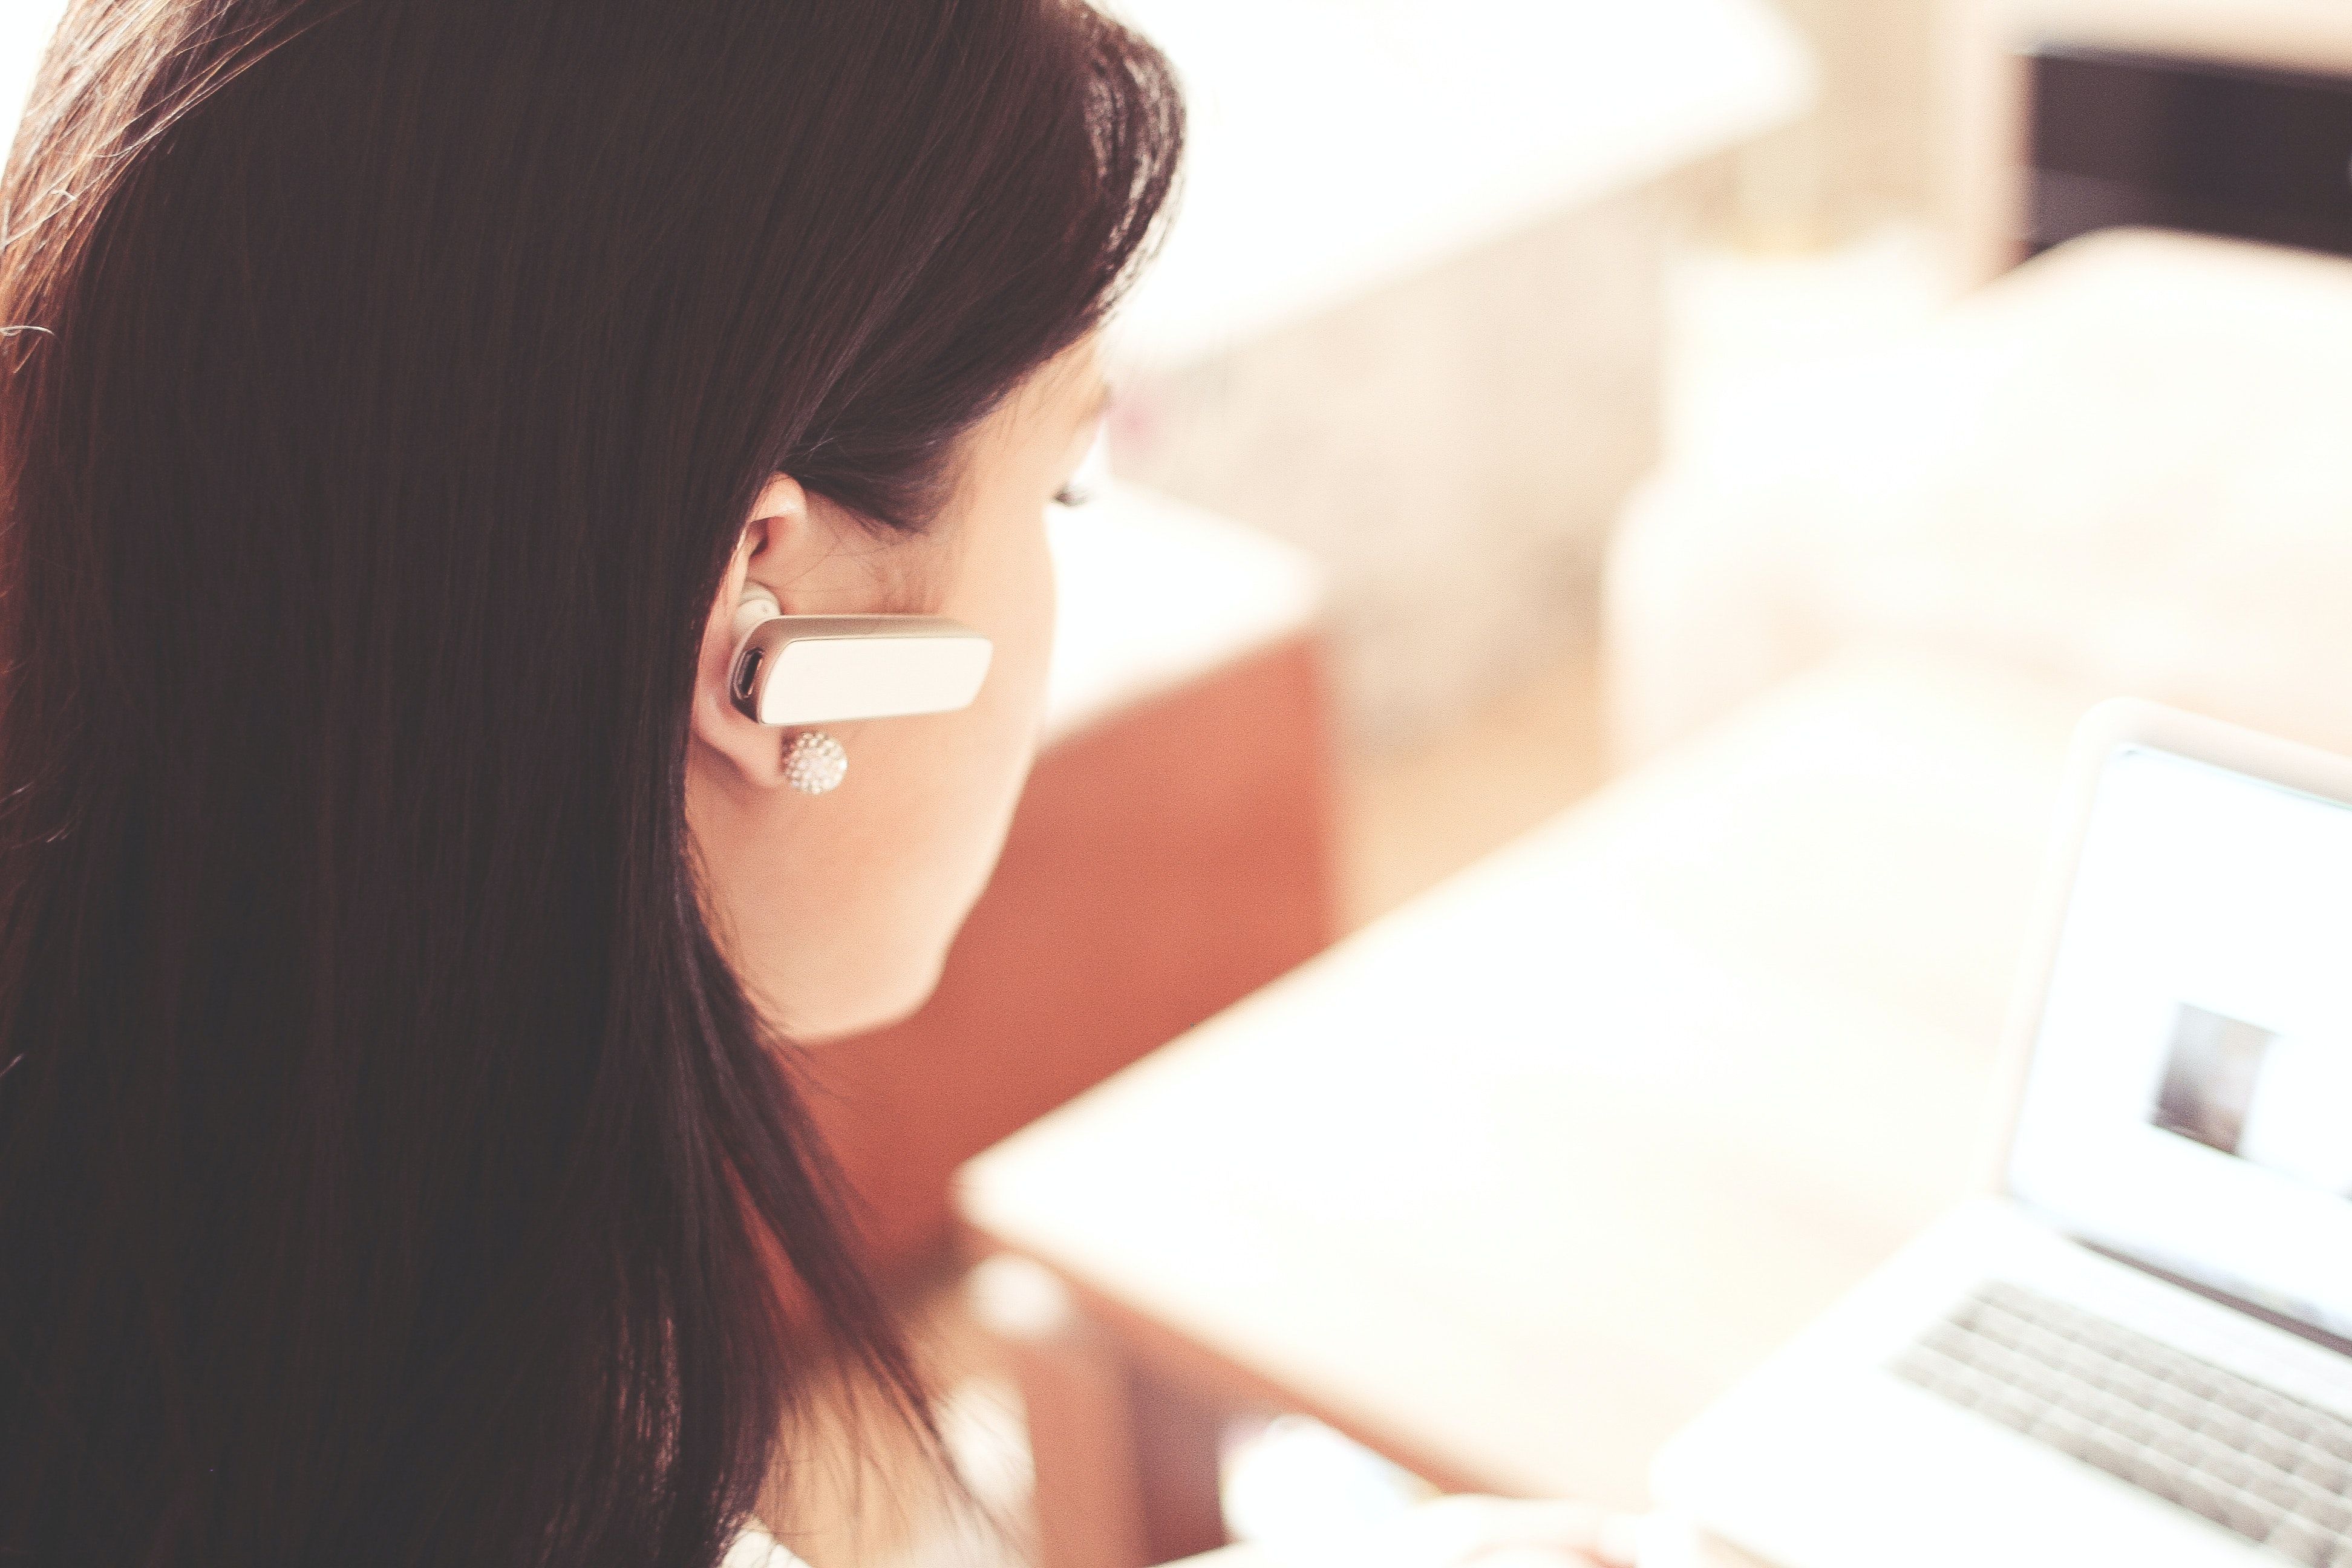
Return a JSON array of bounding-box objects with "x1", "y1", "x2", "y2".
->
[{"x1": 693, "y1": 667, "x2": 791, "y2": 792}]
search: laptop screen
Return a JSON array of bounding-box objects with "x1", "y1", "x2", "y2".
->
[{"x1": 2007, "y1": 740, "x2": 2352, "y2": 1343}]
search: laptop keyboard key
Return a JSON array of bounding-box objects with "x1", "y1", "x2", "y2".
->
[
  {"x1": 2270, "y1": 1517, "x2": 2336, "y2": 1566},
  {"x1": 2255, "y1": 1432, "x2": 2305, "y2": 1472},
  {"x1": 2296, "y1": 1451, "x2": 2351, "y2": 1494},
  {"x1": 2170, "y1": 1473, "x2": 2227, "y2": 1522},
  {"x1": 2229, "y1": 1496, "x2": 2281, "y2": 1540},
  {"x1": 2078, "y1": 1429, "x2": 2137, "y2": 1480}
]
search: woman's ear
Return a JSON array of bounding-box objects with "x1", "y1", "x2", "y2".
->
[{"x1": 690, "y1": 475, "x2": 811, "y2": 790}]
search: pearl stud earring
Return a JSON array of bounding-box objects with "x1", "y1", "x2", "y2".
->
[{"x1": 782, "y1": 730, "x2": 848, "y2": 795}]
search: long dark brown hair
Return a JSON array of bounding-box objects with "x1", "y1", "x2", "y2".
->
[{"x1": 0, "y1": 2, "x2": 1179, "y2": 1563}]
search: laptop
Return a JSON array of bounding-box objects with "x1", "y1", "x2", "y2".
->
[{"x1": 1652, "y1": 698, "x2": 2352, "y2": 1568}]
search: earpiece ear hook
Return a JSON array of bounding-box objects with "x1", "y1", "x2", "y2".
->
[{"x1": 731, "y1": 583, "x2": 783, "y2": 648}]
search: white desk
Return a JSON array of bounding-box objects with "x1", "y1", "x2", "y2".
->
[{"x1": 963, "y1": 655, "x2": 2090, "y2": 1565}]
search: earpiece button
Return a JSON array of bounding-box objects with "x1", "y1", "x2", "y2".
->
[{"x1": 733, "y1": 646, "x2": 764, "y2": 704}]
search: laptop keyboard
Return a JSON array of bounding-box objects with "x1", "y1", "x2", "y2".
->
[{"x1": 1891, "y1": 1280, "x2": 2352, "y2": 1565}]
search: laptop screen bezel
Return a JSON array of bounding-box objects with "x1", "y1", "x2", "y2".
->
[{"x1": 1996, "y1": 699, "x2": 2352, "y2": 1346}]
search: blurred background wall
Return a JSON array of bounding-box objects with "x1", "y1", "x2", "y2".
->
[
  {"x1": 1093, "y1": 0, "x2": 1818, "y2": 747},
  {"x1": 1733, "y1": 0, "x2": 1944, "y2": 240}
]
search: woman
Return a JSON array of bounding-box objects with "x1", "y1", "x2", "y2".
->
[{"x1": 0, "y1": 2, "x2": 1648, "y2": 1564}]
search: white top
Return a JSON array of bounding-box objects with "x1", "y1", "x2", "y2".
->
[{"x1": 723, "y1": 1524, "x2": 804, "y2": 1567}]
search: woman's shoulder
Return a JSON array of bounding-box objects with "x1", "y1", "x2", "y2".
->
[{"x1": 723, "y1": 1522, "x2": 807, "y2": 1567}]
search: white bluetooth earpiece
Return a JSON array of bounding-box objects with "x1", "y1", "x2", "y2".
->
[{"x1": 727, "y1": 584, "x2": 993, "y2": 795}]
